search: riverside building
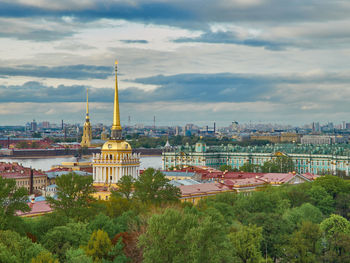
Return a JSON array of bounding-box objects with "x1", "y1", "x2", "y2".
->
[{"x1": 162, "y1": 142, "x2": 350, "y2": 175}]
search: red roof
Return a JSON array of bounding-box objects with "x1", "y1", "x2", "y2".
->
[
  {"x1": 180, "y1": 182, "x2": 231, "y2": 196},
  {"x1": 16, "y1": 201, "x2": 52, "y2": 216},
  {"x1": 225, "y1": 178, "x2": 266, "y2": 187},
  {"x1": 0, "y1": 162, "x2": 45, "y2": 178}
]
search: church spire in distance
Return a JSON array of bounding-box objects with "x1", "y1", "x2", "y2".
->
[
  {"x1": 86, "y1": 88, "x2": 90, "y2": 121},
  {"x1": 111, "y1": 60, "x2": 123, "y2": 140}
]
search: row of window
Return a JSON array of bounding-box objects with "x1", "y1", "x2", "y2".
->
[{"x1": 16, "y1": 179, "x2": 46, "y2": 186}]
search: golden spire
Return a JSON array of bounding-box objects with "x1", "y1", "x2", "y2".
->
[
  {"x1": 86, "y1": 88, "x2": 89, "y2": 121},
  {"x1": 111, "y1": 60, "x2": 123, "y2": 140}
]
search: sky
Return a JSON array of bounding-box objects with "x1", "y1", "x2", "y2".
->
[{"x1": 1, "y1": 0, "x2": 350, "y2": 127}]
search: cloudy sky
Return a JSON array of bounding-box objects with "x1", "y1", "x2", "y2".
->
[{"x1": 1, "y1": 0, "x2": 350, "y2": 127}]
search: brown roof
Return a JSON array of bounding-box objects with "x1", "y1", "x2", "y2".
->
[{"x1": 180, "y1": 182, "x2": 231, "y2": 196}]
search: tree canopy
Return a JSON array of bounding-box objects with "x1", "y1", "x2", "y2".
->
[{"x1": 46, "y1": 173, "x2": 95, "y2": 219}]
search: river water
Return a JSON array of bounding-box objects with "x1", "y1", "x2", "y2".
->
[{"x1": 0, "y1": 156, "x2": 162, "y2": 171}]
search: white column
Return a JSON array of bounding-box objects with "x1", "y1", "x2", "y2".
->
[
  {"x1": 103, "y1": 167, "x2": 106, "y2": 183},
  {"x1": 111, "y1": 167, "x2": 115, "y2": 183}
]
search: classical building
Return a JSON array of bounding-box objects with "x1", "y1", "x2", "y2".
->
[
  {"x1": 0, "y1": 162, "x2": 47, "y2": 192},
  {"x1": 92, "y1": 60, "x2": 140, "y2": 190},
  {"x1": 81, "y1": 88, "x2": 92, "y2": 147},
  {"x1": 163, "y1": 142, "x2": 350, "y2": 175}
]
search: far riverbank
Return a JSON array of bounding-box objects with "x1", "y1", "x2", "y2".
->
[
  {"x1": 0, "y1": 156, "x2": 162, "y2": 171},
  {"x1": 0, "y1": 148, "x2": 162, "y2": 158}
]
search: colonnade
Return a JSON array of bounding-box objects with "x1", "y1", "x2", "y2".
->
[{"x1": 92, "y1": 152, "x2": 140, "y2": 184}]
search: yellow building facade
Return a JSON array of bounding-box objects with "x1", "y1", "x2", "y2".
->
[{"x1": 92, "y1": 60, "x2": 140, "y2": 189}]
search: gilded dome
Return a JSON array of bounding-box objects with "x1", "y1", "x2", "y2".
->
[{"x1": 101, "y1": 140, "x2": 132, "y2": 151}]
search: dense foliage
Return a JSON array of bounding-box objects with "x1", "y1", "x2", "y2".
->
[{"x1": 1, "y1": 171, "x2": 350, "y2": 262}]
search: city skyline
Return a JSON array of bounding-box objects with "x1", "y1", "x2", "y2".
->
[{"x1": 1, "y1": 1, "x2": 350, "y2": 125}]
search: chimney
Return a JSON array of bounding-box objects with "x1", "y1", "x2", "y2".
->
[{"x1": 29, "y1": 168, "x2": 34, "y2": 195}]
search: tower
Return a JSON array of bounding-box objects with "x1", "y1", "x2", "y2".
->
[
  {"x1": 92, "y1": 60, "x2": 140, "y2": 186},
  {"x1": 81, "y1": 88, "x2": 92, "y2": 147}
]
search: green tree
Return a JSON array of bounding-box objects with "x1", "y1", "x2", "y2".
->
[
  {"x1": 335, "y1": 193, "x2": 350, "y2": 219},
  {"x1": 139, "y1": 208, "x2": 197, "y2": 263},
  {"x1": 65, "y1": 248, "x2": 93, "y2": 263},
  {"x1": 283, "y1": 183, "x2": 311, "y2": 208},
  {"x1": 313, "y1": 175, "x2": 350, "y2": 198},
  {"x1": 31, "y1": 251, "x2": 58, "y2": 263},
  {"x1": 88, "y1": 213, "x2": 120, "y2": 239},
  {"x1": 283, "y1": 203, "x2": 323, "y2": 230},
  {"x1": 262, "y1": 156, "x2": 295, "y2": 173},
  {"x1": 41, "y1": 222, "x2": 91, "y2": 262},
  {"x1": 0, "y1": 230, "x2": 47, "y2": 263},
  {"x1": 85, "y1": 230, "x2": 112, "y2": 262},
  {"x1": 321, "y1": 232, "x2": 350, "y2": 263},
  {"x1": 248, "y1": 212, "x2": 290, "y2": 262},
  {"x1": 185, "y1": 208, "x2": 232, "y2": 263},
  {"x1": 283, "y1": 221, "x2": 322, "y2": 263},
  {"x1": 104, "y1": 239, "x2": 129, "y2": 263},
  {"x1": 105, "y1": 194, "x2": 134, "y2": 218},
  {"x1": 0, "y1": 177, "x2": 29, "y2": 229},
  {"x1": 320, "y1": 215, "x2": 350, "y2": 262},
  {"x1": 307, "y1": 185, "x2": 335, "y2": 216},
  {"x1": 261, "y1": 160, "x2": 279, "y2": 173},
  {"x1": 46, "y1": 173, "x2": 95, "y2": 219},
  {"x1": 139, "y1": 208, "x2": 231, "y2": 263},
  {"x1": 239, "y1": 162, "x2": 262, "y2": 172},
  {"x1": 134, "y1": 168, "x2": 180, "y2": 204},
  {"x1": 320, "y1": 214, "x2": 350, "y2": 238},
  {"x1": 228, "y1": 224, "x2": 264, "y2": 263},
  {"x1": 219, "y1": 164, "x2": 236, "y2": 172},
  {"x1": 26, "y1": 212, "x2": 70, "y2": 243},
  {"x1": 116, "y1": 175, "x2": 134, "y2": 200}
]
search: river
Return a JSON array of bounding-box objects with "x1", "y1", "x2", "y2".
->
[{"x1": 0, "y1": 156, "x2": 162, "y2": 171}]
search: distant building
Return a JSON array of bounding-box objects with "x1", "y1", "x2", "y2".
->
[
  {"x1": 250, "y1": 132, "x2": 300, "y2": 143},
  {"x1": 101, "y1": 127, "x2": 108, "y2": 140},
  {"x1": 30, "y1": 120, "x2": 37, "y2": 132},
  {"x1": 301, "y1": 135, "x2": 347, "y2": 145},
  {"x1": 163, "y1": 143, "x2": 350, "y2": 175},
  {"x1": 42, "y1": 121, "x2": 50, "y2": 129}
]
